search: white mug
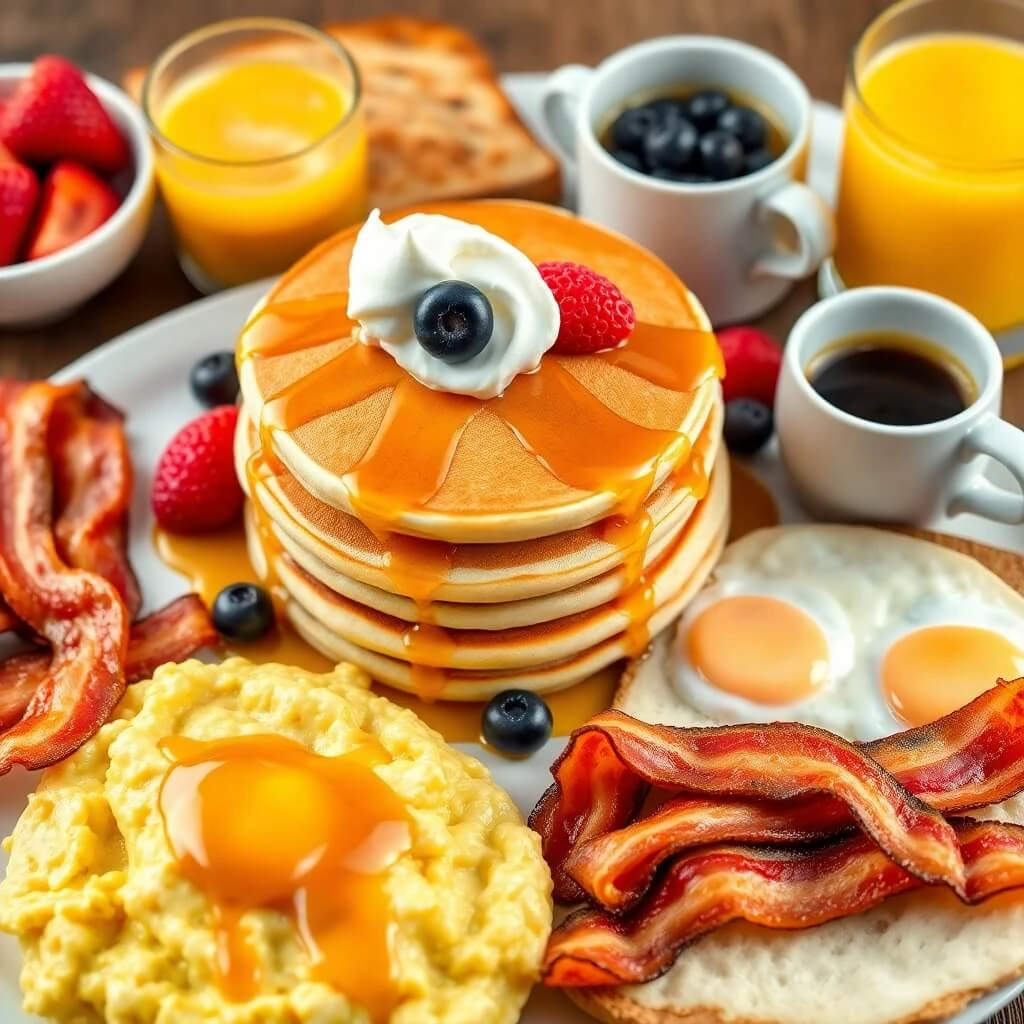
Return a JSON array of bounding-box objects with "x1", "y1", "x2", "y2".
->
[
  {"x1": 776, "y1": 287, "x2": 1024, "y2": 526},
  {"x1": 541, "y1": 36, "x2": 835, "y2": 325}
]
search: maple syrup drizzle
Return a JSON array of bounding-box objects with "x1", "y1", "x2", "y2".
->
[
  {"x1": 158, "y1": 734, "x2": 409, "y2": 1020},
  {"x1": 236, "y1": 291, "x2": 724, "y2": 700}
]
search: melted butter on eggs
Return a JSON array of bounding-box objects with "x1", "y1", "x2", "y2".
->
[{"x1": 158, "y1": 734, "x2": 410, "y2": 1020}]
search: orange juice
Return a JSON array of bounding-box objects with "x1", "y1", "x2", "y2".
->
[
  {"x1": 835, "y1": 31, "x2": 1024, "y2": 334},
  {"x1": 146, "y1": 21, "x2": 368, "y2": 291}
]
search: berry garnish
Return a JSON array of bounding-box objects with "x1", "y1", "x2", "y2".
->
[
  {"x1": 699, "y1": 130, "x2": 745, "y2": 181},
  {"x1": 687, "y1": 89, "x2": 731, "y2": 132},
  {"x1": 0, "y1": 56, "x2": 130, "y2": 174},
  {"x1": 212, "y1": 582, "x2": 275, "y2": 642},
  {"x1": 413, "y1": 280, "x2": 494, "y2": 364},
  {"x1": 724, "y1": 398, "x2": 774, "y2": 455},
  {"x1": 152, "y1": 405, "x2": 244, "y2": 534},
  {"x1": 191, "y1": 351, "x2": 240, "y2": 408},
  {"x1": 648, "y1": 97, "x2": 688, "y2": 123},
  {"x1": 24, "y1": 161, "x2": 119, "y2": 261},
  {"x1": 610, "y1": 106, "x2": 660, "y2": 156},
  {"x1": 482, "y1": 689, "x2": 553, "y2": 757},
  {"x1": 0, "y1": 153, "x2": 40, "y2": 267},
  {"x1": 718, "y1": 325, "x2": 783, "y2": 407},
  {"x1": 717, "y1": 106, "x2": 768, "y2": 152},
  {"x1": 643, "y1": 117, "x2": 699, "y2": 173},
  {"x1": 537, "y1": 261, "x2": 636, "y2": 355}
]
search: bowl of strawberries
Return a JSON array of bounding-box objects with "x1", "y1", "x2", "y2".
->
[{"x1": 0, "y1": 55, "x2": 155, "y2": 327}]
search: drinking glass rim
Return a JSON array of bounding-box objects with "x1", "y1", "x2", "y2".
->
[
  {"x1": 847, "y1": 0, "x2": 1024, "y2": 174},
  {"x1": 141, "y1": 16, "x2": 362, "y2": 169}
]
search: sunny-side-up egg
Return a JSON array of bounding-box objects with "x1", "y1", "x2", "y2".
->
[{"x1": 669, "y1": 525, "x2": 1024, "y2": 740}]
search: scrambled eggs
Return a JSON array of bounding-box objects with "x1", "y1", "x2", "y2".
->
[{"x1": 0, "y1": 658, "x2": 552, "y2": 1024}]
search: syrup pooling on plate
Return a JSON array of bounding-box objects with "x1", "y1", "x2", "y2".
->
[{"x1": 158, "y1": 733, "x2": 410, "y2": 1019}]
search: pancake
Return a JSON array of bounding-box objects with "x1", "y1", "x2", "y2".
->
[
  {"x1": 235, "y1": 396, "x2": 723, "y2": 609},
  {"x1": 251, "y1": 458, "x2": 729, "y2": 700},
  {"x1": 237, "y1": 200, "x2": 720, "y2": 543}
]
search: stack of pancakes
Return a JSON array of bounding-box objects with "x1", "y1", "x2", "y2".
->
[{"x1": 234, "y1": 200, "x2": 729, "y2": 701}]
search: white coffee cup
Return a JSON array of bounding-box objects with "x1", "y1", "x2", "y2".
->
[
  {"x1": 776, "y1": 286, "x2": 1024, "y2": 526},
  {"x1": 541, "y1": 36, "x2": 835, "y2": 326}
]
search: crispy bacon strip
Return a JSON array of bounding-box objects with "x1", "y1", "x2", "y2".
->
[
  {"x1": 543, "y1": 818, "x2": 1024, "y2": 988},
  {"x1": 529, "y1": 711, "x2": 966, "y2": 903},
  {"x1": 566, "y1": 678, "x2": 1024, "y2": 911},
  {"x1": 0, "y1": 595, "x2": 218, "y2": 730},
  {"x1": 49, "y1": 387, "x2": 142, "y2": 617},
  {"x1": 0, "y1": 382, "x2": 129, "y2": 773}
]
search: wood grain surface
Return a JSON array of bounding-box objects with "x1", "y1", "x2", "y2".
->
[{"x1": 1, "y1": 3, "x2": 1023, "y2": 1021}]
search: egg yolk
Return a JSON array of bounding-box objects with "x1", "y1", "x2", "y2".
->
[
  {"x1": 158, "y1": 734, "x2": 410, "y2": 1021},
  {"x1": 684, "y1": 594, "x2": 830, "y2": 704},
  {"x1": 882, "y1": 625, "x2": 1024, "y2": 727}
]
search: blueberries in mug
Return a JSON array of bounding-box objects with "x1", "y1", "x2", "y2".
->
[
  {"x1": 602, "y1": 87, "x2": 781, "y2": 186},
  {"x1": 744, "y1": 147, "x2": 777, "y2": 174},
  {"x1": 643, "y1": 117, "x2": 699, "y2": 172},
  {"x1": 687, "y1": 89, "x2": 731, "y2": 131},
  {"x1": 610, "y1": 106, "x2": 660, "y2": 156},
  {"x1": 611, "y1": 148, "x2": 646, "y2": 173},
  {"x1": 699, "y1": 130, "x2": 746, "y2": 181},
  {"x1": 717, "y1": 105, "x2": 769, "y2": 152}
]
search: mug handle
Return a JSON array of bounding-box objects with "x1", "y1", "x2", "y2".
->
[
  {"x1": 752, "y1": 181, "x2": 836, "y2": 281},
  {"x1": 540, "y1": 64, "x2": 594, "y2": 166},
  {"x1": 949, "y1": 416, "x2": 1024, "y2": 524}
]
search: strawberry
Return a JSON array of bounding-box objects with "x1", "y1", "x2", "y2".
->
[
  {"x1": 538, "y1": 261, "x2": 636, "y2": 354},
  {"x1": 717, "y1": 325, "x2": 783, "y2": 407},
  {"x1": 152, "y1": 406, "x2": 245, "y2": 534},
  {"x1": 25, "y1": 161, "x2": 119, "y2": 261},
  {"x1": 0, "y1": 151, "x2": 40, "y2": 266},
  {"x1": 0, "y1": 56, "x2": 130, "y2": 174}
]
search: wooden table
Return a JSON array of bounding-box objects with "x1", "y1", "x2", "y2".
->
[{"x1": 1, "y1": 2, "x2": 1023, "y2": 1022}]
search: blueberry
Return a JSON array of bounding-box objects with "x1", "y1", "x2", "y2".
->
[
  {"x1": 190, "y1": 351, "x2": 239, "y2": 408},
  {"x1": 482, "y1": 689, "x2": 553, "y2": 757},
  {"x1": 724, "y1": 398, "x2": 774, "y2": 455},
  {"x1": 610, "y1": 106, "x2": 660, "y2": 156},
  {"x1": 413, "y1": 281, "x2": 494, "y2": 364},
  {"x1": 744, "y1": 147, "x2": 777, "y2": 175},
  {"x1": 643, "y1": 116, "x2": 699, "y2": 172},
  {"x1": 212, "y1": 582, "x2": 275, "y2": 642},
  {"x1": 717, "y1": 106, "x2": 768, "y2": 152},
  {"x1": 699, "y1": 130, "x2": 746, "y2": 181},
  {"x1": 611, "y1": 148, "x2": 646, "y2": 173},
  {"x1": 648, "y1": 97, "x2": 689, "y2": 123},
  {"x1": 687, "y1": 89, "x2": 731, "y2": 131},
  {"x1": 651, "y1": 168, "x2": 713, "y2": 184}
]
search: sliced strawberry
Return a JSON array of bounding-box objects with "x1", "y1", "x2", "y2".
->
[
  {"x1": 0, "y1": 56, "x2": 130, "y2": 174},
  {"x1": 0, "y1": 157, "x2": 40, "y2": 266},
  {"x1": 24, "y1": 161, "x2": 119, "y2": 262}
]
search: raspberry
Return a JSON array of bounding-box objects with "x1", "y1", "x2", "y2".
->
[
  {"x1": 538, "y1": 261, "x2": 636, "y2": 354},
  {"x1": 717, "y1": 326, "x2": 783, "y2": 407},
  {"x1": 152, "y1": 405, "x2": 244, "y2": 534}
]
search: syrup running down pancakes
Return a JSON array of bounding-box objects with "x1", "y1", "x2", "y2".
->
[{"x1": 235, "y1": 200, "x2": 728, "y2": 700}]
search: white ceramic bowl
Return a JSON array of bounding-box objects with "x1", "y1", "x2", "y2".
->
[{"x1": 0, "y1": 64, "x2": 155, "y2": 328}]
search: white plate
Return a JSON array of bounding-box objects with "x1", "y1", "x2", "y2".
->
[{"x1": 1, "y1": 74, "x2": 1021, "y2": 1024}]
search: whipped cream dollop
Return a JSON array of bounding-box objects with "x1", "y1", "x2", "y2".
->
[{"x1": 347, "y1": 209, "x2": 560, "y2": 399}]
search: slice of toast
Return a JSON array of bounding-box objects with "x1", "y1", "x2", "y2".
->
[
  {"x1": 124, "y1": 17, "x2": 562, "y2": 211},
  {"x1": 594, "y1": 524, "x2": 1024, "y2": 1024}
]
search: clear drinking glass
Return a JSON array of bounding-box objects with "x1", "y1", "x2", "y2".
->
[
  {"x1": 832, "y1": 0, "x2": 1024, "y2": 338},
  {"x1": 142, "y1": 18, "x2": 368, "y2": 292}
]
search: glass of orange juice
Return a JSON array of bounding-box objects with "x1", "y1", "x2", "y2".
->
[
  {"x1": 142, "y1": 18, "x2": 368, "y2": 292},
  {"x1": 831, "y1": 0, "x2": 1024, "y2": 342}
]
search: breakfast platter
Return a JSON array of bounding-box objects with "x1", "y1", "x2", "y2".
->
[{"x1": 2, "y1": 8, "x2": 1024, "y2": 1024}]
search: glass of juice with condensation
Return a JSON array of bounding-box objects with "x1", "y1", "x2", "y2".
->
[
  {"x1": 833, "y1": 0, "x2": 1024, "y2": 340},
  {"x1": 142, "y1": 18, "x2": 368, "y2": 292}
]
